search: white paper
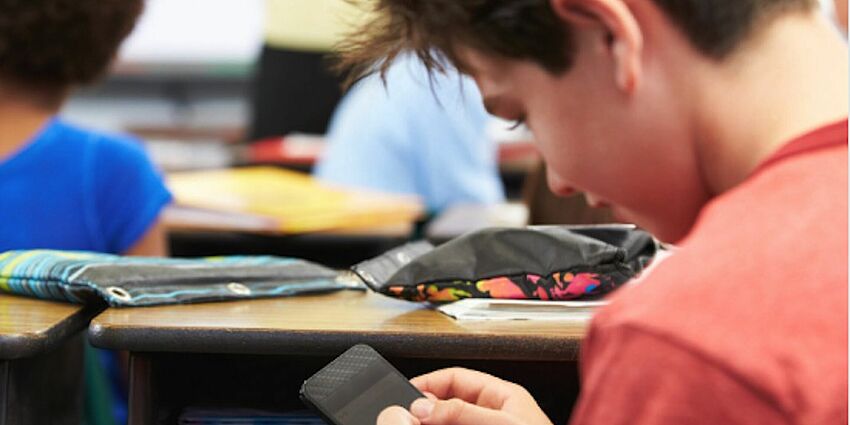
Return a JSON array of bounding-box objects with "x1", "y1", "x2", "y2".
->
[{"x1": 437, "y1": 298, "x2": 605, "y2": 321}]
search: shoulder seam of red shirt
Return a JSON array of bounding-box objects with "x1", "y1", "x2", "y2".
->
[{"x1": 749, "y1": 118, "x2": 847, "y2": 178}]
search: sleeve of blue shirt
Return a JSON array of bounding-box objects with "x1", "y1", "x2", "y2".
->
[
  {"x1": 89, "y1": 134, "x2": 173, "y2": 254},
  {"x1": 315, "y1": 56, "x2": 505, "y2": 212}
]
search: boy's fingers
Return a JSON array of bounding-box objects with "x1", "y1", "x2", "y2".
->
[
  {"x1": 410, "y1": 368, "x2": 520, "y2": 406},
  {"x1": 411, "y1": 398, "x2": 520, "y2": 425},
  {"x1": 377, "y1": 405, "x2": 420, "y2": 425}
]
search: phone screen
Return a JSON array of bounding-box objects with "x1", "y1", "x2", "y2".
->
[{"x1": 302, "y1": 345, "x2": 424, "y2": 425}]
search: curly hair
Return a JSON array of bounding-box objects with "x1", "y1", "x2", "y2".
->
[
  {"x1": 337, "y1": 0, "x2": 817, "y2": 86},
  {"x1": 0, "y1": 0, "x2": 143, "y2": 106}
]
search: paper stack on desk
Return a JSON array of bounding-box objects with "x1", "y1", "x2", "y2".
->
[
  {"x1": 437, "y1": 298, "x2": 606, "y2": 321},
  {"x1": 165, "y1": 166, "x2": 424, "y2": 234}
]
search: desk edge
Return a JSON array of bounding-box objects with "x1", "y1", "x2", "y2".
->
[
  {"x1": 0, "y1": 303, "x2": 105, "y2": 359},
  {"x1": 87, "y1": 326, "x2": 583, "y2": 361}
]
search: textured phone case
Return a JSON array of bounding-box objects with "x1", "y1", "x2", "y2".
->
[
  {"x1": 300, "y1": 344, "x2": 422, "y2": 425},
  {"x1": 302, "y1": 345, "x2": 380, "y2": 403}
]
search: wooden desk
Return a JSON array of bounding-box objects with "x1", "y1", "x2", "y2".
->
[
  {"x1": 165, "y1": 200, "x2": 415, "y2": 268},
  {"x1": 161, "y1": 165, "x2": 422, "y2": 267},
  {"x1": 0, "y1": 294, "x2": 103, "y2": 425},
  {"x1": 90, "y1": 291, "x2": 590, "y2": 425}
]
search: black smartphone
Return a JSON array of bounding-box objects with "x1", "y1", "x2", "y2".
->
[{"x1": 300, "y1": 344, "x2": 425, "y2": 425}]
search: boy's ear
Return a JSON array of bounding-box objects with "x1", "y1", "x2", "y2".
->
[{"x1": 549, "y1": 0, "x2": 644, "y2": 94}]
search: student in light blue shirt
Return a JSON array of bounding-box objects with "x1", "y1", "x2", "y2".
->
[{"x1": 314, "y1": 55, "x2": 505, "y2": 213}]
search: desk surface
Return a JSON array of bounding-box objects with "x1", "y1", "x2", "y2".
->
[
  {"x1": 90, "y1": 291, "x2": 590, "y2": 361},
  {"x1": 0, "y1": 294, "x2": 100, "y2": 359}
]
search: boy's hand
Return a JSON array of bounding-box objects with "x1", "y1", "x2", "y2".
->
[{"x1": 376, "y1": 368, "x2": 553, "y2": 425}]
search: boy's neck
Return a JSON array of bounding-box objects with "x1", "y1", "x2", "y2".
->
[
  {"x1": 690, "y1": 11, "x2": 848, "y2": 195},
  {"x1": 0, "y1": 100, "x2": 56, "y2": 162}
]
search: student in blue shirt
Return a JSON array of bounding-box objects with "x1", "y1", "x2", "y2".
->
[
  {"x1": 0, "y1": 0, "x2": 171, "y2": 257},
  {"x1": 314, "y1": 54, "x2": 504, "y2": 213},
  {"x1": 0, "y1": 2, "x2": 170, "y2": 424}
]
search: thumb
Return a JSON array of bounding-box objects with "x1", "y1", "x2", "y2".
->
[{"x1": 411, "y1": 398, "x2": 521, "y2": 425}]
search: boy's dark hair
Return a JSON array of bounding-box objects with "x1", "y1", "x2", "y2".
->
[
  {"x1": 338, "y1": 0, "x2": 816, "y2": 84},
  {"x1": 0, "y1": 0, "x2": 144, "y2": 107}
]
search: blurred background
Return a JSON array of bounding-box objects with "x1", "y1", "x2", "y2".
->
[
  {"x1": 59, "y1": 0, "x2": 581, "y2": 263},
  {"x1": 63, "y1": 0, "x2": 262, "y2": 169},
  {"x1": 61, "y1": 0, "x2": 544, "y2": 191}
]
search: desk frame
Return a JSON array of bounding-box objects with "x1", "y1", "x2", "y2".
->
[{"x1": 0, "y1": 298, "x2": 102, "y2": 425}]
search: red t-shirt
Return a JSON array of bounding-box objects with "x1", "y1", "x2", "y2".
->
[{"x1": 570, "y1": 120, "x2": 848, "y2": 425}]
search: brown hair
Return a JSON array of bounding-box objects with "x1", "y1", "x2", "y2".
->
[
  {"x1": 0, "y1": 0, "x2": 144, "y2": 107},
  {"x1": 338, "y1": 0, "x2": 816, "y2": 84}
]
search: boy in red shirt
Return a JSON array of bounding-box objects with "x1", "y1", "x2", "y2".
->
[{"x1": 336, "y1": 0, "x2": 848, "y2": 424}]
